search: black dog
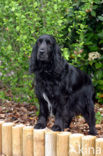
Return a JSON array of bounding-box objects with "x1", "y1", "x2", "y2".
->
[{"x1": 29, "y1": 34, "x2": 97, "y2": 135}]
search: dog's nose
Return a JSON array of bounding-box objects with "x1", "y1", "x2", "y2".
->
[{"x1": 40, "y1": 49, "x2": 45, "y2": 54}]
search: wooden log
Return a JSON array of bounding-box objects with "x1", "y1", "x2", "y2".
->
[
  {"x1": 69, "y1": 133, "x2": 83, "y2": 156},
  {"x1": 33, "y1": 129, "x2": 45, "y2": 156},
  {"x1": 23, "y1": 126, "x2": 33, "y2": 156},
  {"x1": 0, "y1": 121, "x2": 4, "y2": 154},
  {"x1": 2, "y1": 122, "x2": 14, "y2": 156},
  {"x1": 45, "y1": 127, "x2": 52, "y2": 132},
  {"x1": 96, "y1": 138, "x2": 103, "y2": 156},
  {"x1": 57, "y1": 132, "x2": 71, "y2": 156},
  {"x1": 12, "y1": 124, "x2": 24, "y2": 156},
  {"x1": 45, "y1": 131, "x2": 59, "y2": 156},
  {"x1": 82, "y1": 135, "x2": 96, "y2": 156}
]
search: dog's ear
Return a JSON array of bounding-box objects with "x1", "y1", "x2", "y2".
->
[
  {"x1": 53, "y1": 43, "x2": 64, "y2": 74},
  {"x1": 29, "y1": 43, "x2": 38, "y2": 73},
  {"x1": 55, "y1": 44, "x2": 61, "y2": 57}
]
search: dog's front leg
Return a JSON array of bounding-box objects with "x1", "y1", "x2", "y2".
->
[
  {"x1": 34, "y1": 97, "x2": 49, "y2": 129},
  {"x1": 51, "y1": 109, "x2": 64, "y2": 131}
]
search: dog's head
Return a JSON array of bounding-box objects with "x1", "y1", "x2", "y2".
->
[
  {"x1": 37, "y1": 34, "x2": 56, "y2": 61},
  {"x1": 29, "y1": 34, "x2": 62, "y2": 73}
]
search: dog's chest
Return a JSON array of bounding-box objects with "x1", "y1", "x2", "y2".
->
[
  {"x1": 42, "y1": 79, "x2": 57, "y2": 97},
  {"x1": 42, "y1": 80, "x2": 59, "y2": 116},
  {"x1": 43, "y1": 92, "x2": 54, "y2": 116}
]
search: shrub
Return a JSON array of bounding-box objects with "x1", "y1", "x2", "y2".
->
[{"x1": 0, "y1": 0, "x2": 103, "y2": 104}]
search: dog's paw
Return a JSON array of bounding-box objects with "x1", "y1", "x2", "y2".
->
[
  {"x1": 51, "y1": 125, "x2": 62, "y2": 131},
  {"x1": 34, "y1": 123, "x2": 46, "y2": 129},
  {"x1": 64, "y1": 123, "x2": 69, "y2": 128},
  {"x1": 89, "y1": 130, "x2": 97, "y2": 136}
]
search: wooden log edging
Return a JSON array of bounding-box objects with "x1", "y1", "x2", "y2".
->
[
  {"x1": 12, "y1": 124, "x2": 24, "y2": 156},
  {"x1": 34, "y1": 129, "x2": 45, "y2": 156},
  {"x1": 0, "y1": 121, "x2": 103, "y2": 156},
  {"x1": 57, "y1": 132, "x2": 71, "y2": 156},
  {"x1": 23, "y1": 126, "x2": 33, "y2": 156},
  {"x1": 0, "y1": 121, "x2": 4, "y2": 154},
  {"x1": 69, "y1": 133, "x2": 83, "y2": 156},
  {"x1": 2, "y1": 122, "x2": 14, "y2": 156},
  {"x1": 45, "y1": 131, "x2": 58, "y2": 156}
]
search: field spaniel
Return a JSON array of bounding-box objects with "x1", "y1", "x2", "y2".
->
[{"x1": 29, "y1": 34, "x2": 97, "y2": 135}]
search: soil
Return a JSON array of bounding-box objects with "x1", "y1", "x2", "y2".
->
[{"x1": 0, "y1": 99, "x2": 103, "y2": 138}]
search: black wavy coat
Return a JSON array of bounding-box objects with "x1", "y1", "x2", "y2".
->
[{"x1": 29, "y1": 34, "x2": 97, "y2": 135}]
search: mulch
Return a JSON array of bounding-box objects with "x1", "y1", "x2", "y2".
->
[{"x1": 0, "y1": 99, "x2": 103, "y2": 138}]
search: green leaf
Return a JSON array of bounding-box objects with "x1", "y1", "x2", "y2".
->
[
  {"x1": 98, "y1": 16, "x2": 103, "y2": 21},
  {"x1": 95, "y1": 63, "x2": 102, "y2": 69},
  {"x1": 98, "y1": 80, "x2": 103, "y2": 85},
  {"x1": 91, "y1": 11, "x2": 96, "y2": 17}
]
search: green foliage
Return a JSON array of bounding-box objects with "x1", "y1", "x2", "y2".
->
[
  {"x1": 0, "y1": 0, "x2": 103, "y2": 105},
  {"x1": 96, "y1": 111, "x2": 103, "y2": 124}
]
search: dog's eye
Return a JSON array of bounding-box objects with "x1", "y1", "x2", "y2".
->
[
  {"x1": 46, "y1": 39, "x2": 51, "y2": 45},
  {"x1": 38, "y1": 39, "x2": 43, "y2": 44}
]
